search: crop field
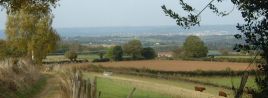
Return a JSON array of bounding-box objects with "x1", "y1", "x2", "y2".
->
[{"x1": 95, "y1": 60, "x2": 252, "y2": 71}]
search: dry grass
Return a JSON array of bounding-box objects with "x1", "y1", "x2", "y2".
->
[
  {"x1": 95, "y1": 60, "x2": 251, "y2": 71},
  {"x1": 58, "y1": 68, "x2": 98, "y2": 98},
  {"x1": 0, "y1": 58, "x2": 40, "y2": 97}
]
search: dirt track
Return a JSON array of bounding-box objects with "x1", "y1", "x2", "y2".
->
[
  {"x1": 95, "y1": 60, "x2": 252, "y2": 71},
  {"x1": 33, "y1": 73, "x2": 61, "y2": 98}
]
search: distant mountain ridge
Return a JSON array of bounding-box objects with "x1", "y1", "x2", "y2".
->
[{"x1": 0, "y1": 25, "x2": 239, "y2": 38}]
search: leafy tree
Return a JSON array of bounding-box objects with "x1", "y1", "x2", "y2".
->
[
  {"x1": 183, "y1": 35, "x2": 208, "y2": 58},
  {"x1": 162, "y1": 0, "x2": 268, "y2": 97},
  {"x1": 64, "y1": 51, "x2": 77, "y2": 61},
  {"x1": 123, "y1": 39, "x2": 143, "y2": 59},
  {"x1": 99, "y1": 52, "x2": 104, "y2": 59},
  {"x1": 1, "y1": 0, "x2": 60, "y2": 64},
  {"x1": 141, "y1": 47, "x2": 157, "y2": 60},
  {"x1": 112, "y1": 46, "x2": 123, "y2": 61},
  {"x1": 5, "y1": 9, "x2": 60, "y2": 64},
  {"x1": 105, "y1": 47, "x2": 114, "y2": 59},
  {"x1": 0, "y1": 0, "x2": 58, "y2": 14}
]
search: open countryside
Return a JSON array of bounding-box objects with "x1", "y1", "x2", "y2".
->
[{"x1": 0, "y1": 0, "x2": 268, "y2": 98}]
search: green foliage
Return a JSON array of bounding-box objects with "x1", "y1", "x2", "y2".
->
[
  {"x1": 183, "y1": 35, "x2": 208, "y2": 58},
  {"x1": 4, "y1": 6, "x2": 60, "y2": 64},
  {"x1": 108, "y1": 46, "x2": 123, "y2": 61},
  {"x1": 123, "y1": 39, "x2": 143, "y2": 59},
  {"x1": 0, "y1": 0, "x2": 59, "y2": 14},
  {"x1": 64, "y1": 51, "x2": 78, "y2": 61},
  {"x1": 141, "y1": 47, "x2": 156, "y2": 60}
]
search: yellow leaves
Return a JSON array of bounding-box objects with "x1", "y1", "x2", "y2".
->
[{"x1": 4, "y1": 8, "x2": 60, "y2": 64}]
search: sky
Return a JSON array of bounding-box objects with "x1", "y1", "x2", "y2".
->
[{"x1": 0, "y1": 0, "x2": 244, "y2": 29}]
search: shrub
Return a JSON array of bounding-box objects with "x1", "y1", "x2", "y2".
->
[
  {"x1": 92, "y1": 58, "x2": 110, "y2": 62},
  {"x1": 64, "y1": 51, "x2": 77, "y2": 61}
]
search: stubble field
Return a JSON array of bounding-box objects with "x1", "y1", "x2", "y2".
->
[{"x1": 95, "y1": 60, "x2": 252, "y2": 71}]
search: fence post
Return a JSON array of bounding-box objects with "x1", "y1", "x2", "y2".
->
[
  {"x1": 91, "y1": 77, "x2": 97, "y2": 98},
  {"x1": 127, "y1": 87, "x2": 136, "y2": 98}
]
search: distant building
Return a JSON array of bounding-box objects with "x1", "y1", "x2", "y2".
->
[{"x1": 157, "y1": 51, "x2": 173, "y2": 58}]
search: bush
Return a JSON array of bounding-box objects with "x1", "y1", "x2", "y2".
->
[
  {"x1": 64, "y1": 51, "x2": 77, "y2": 61},
  {"x1": 92, "y1": 58, "x2": 110, "y2": 62},
  {"x1": 141, "y1": 47, "x2": 157, "y2": 60}
]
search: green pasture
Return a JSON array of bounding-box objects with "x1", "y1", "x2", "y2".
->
[
  {"x1": 181, "y1": 76, "x2": 257, "y2": 89},
  {"x1": 83, "y1": 73, "x2": 172, "y2": 98},
  {"x1": 83, "y1": 72, "x2": 256, "y2": 98}
]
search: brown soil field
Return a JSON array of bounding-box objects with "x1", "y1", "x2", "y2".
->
[{"x1": 95, "y1": 60, "x2": 253, "y2": 71}]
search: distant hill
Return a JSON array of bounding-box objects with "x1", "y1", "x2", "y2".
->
[
  {"x1": 56, "y1": 25, "x2": 239, "y2": 37},
  {"x1": 0, "y1": 25, "x2": 239, "y2": 38}
]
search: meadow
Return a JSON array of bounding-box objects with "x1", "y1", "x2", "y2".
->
[{"x1": 83, "y1": 73, "x2": 230, "y2": 98}]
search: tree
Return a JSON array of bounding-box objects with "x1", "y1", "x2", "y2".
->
[
  {"x1": 0, "y1": 0, "x2": 58, "y2": 14},
  {"x1": 64, "y1": 51, "x2": 77, "y2": 61},
  {"x1": 112, "y1": 46, "x2": 123, "y2": 61},
  {"x1": 123, "y1": 39, "x2": 143, "y2": 59},
  {"x1": 5, "y1": 9, "x2": 60, "y2": 64},
  {"x1": 162, "y1": 0, "x2": 268, "y2": 97},
  {"x1": 2, "y1": 1, "x2": 60, "y2": 64},
  {"x1": 183, "y1": 35, "x2": 208, "y2": 58},
  {"x1": 141, "y1": 47, "x2": 157, "y2": 60}
]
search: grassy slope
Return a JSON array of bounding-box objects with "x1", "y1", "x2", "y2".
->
[
  {"x1": 97, "y1": 77, "x2": 172, "y2": 98},
  {"x1": 112, "y1": 74, "x2": 235, "y2": 97},
  {"x1": 86, "y1": 73, "x2": 257, "y2": 98},
  {"x1": 183, "y1": 76, "x2": 257, "y2": 89},
  {"x1": 83, "y1": 73, "x2": 172, "y2": 98}
]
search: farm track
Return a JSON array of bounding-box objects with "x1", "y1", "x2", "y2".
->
[
  {"x1": 33, "y1": 73, "x2": 61, "y2": 98},
  {"x1": 96, "y1": 74, "x2": 226, "y2": 98}
]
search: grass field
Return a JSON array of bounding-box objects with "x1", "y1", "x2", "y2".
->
[
  {"x1": 180, "y1": 76, "x2": 257, "y2": 89},
  {"x1": 83, "y1": 73, "x2": 173, "y2": 98},
  {"x1": 95, "y1": 60, "x2": 251, "y2": 71},
  {"x1": 83, "y1": 72, "x2": 247, "y2": 98}
]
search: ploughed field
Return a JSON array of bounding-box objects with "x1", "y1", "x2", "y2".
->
[{"x1": 95, "y1": 60, "x2": 251, "y2": 71}]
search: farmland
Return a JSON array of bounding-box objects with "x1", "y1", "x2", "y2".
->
[
  {"x1": 83, "y1": 73, "x2": 231, "y2": 98},
  {"x1": 94, "y1": 60, "x2": 252, "y2": 71}
]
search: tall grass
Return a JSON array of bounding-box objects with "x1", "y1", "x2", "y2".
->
[
  {"x1": 59, "y1": 69, "x2": 99, "y2": 98},
  {"x1": 0, "y1": 58, "x2": 40, "y2": 98}
]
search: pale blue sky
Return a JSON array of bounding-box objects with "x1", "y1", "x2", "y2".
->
[{"x1": 0, "y1": 0, "x2": 243, "y2": 29}]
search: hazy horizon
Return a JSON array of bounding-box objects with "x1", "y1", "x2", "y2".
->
[{"x1": 0, "y1": 0, "x2": 244, "y2": 29}]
